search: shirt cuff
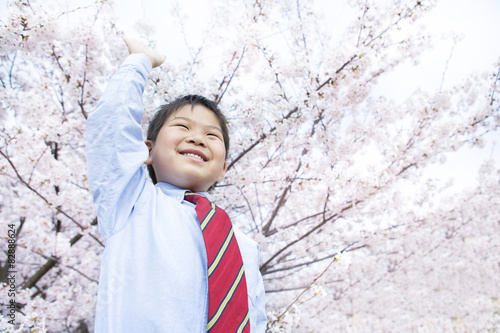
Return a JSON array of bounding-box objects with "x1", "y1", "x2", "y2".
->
[{"x1": 121, "y1": 53, "x2": 153, "y2": 78}]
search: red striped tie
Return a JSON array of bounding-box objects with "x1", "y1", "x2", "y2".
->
[{"x1": 184, "y1": 192, "x2": 250, "y2": 333}]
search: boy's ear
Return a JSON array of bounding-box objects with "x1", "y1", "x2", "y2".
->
[
  {"x1": 144, "y1": 140, "x2": 153, "y2": 165},
  {"x1": 216, "y1": 161, "x2": 228, "y2": 183}
]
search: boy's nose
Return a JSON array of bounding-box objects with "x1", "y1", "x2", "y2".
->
[{"x1": 187, "y1": 134, "x2": 206, "y2": 147}]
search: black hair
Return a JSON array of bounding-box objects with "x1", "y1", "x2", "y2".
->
[{"x1": 146, "y1": 94, "x2": 230, "y2": 184}]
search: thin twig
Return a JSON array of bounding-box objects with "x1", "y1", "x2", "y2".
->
[
  {"x1": 439, "y1": 39, "x2": 457, "y2": 92},
  {"x1": 215, "y1": 46, "x2": 246, "y2": 105},
  {"x1": 57, "y1": 4, "x2": 94, "y2": 18},
  {"x1": 275, "y1": 242, "x2": 356, "y2": 321},
  {"x1": 356, "y1": 0, "x2": 369, "y2": 47},
  {"x1": 238, "y1": 186, "x2": 259, "y2": 232},
  {"x1": 490, "y1": 66, "x2": 500, "y2": 106},
  {"x1": 8, "y1": 51, "x2": 17, "y2": 89},
  {"x1": 365, "y1": 2, "x2": 422, "y2": 46},
  {"x1": 316, "y1": 55, "x2": 357, "y2": 91},
  {"x1": 78, "y1": 44, "x2": 89, "y2": 119},
  {"x1": 63, "y1": 264, "x2": 98, "y2": 283}
]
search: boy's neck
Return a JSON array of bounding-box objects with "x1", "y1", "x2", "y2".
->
[{"x1": 155, "y1": 181, "x2": 211, "y2": 200}]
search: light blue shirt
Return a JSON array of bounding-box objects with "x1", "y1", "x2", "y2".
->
[{"x1": 86, "y1": 54, "x2": 266, "y2": 332}]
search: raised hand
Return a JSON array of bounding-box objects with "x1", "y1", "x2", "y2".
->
[{"x1": 123, "y1": 38, "x2": 166, "y2": 68}]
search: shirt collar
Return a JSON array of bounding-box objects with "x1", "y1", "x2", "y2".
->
[{"x1": 155, "y1": 182, "x2": 212, "y2": 203}]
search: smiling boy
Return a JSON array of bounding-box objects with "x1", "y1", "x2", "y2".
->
[{"x1": 86, "y1": 39, "x2": 266, "y2": 332}]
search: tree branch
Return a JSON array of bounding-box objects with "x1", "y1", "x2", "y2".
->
[
  {"x1": 260, "y1": 212, "x2": 338, "y2": 274},
  {"x1": 78, "y1": 44, "x2": 89, "y2": 119},
  {"x1": 0, "y1": 217, "x2": 25, "y2": 283},
  {"x1": 282, "y1": 211, "x2": 324, "y2": 229},
  {"x1": 0, "y1": 148, "x2": 103, "y2": 247},
  {"x1": 273, "y1": 243, "x2": 352, "y2": 324},
  {"x1": 262, "y1": 184, "x2": 290, "y2": 236},
  {"x1": 238, "y1": 186, "x2": 259, "y2": 232},
  {"x1": 57, "y1": 4, "x2": 94, "y2": 18},
  {"x1": 63, "y1": 264, "x2": 98, "y2": 284},
  {"x1": 23, "y1": 257, "x2": 58, "y2": 289},
  {"x1": 214, "y1": 46, "x2": 246, "y2": 105},
  {"x1": 356, "y1": 0, "x2": 369, "y2": 47},
  {"x1": 490, "y1": 65, "x2": 500, "y2": 106},
  {"x1": 265, "y1": 243, "x2": 367, "y2": 275},
  {"x1": 316, "y1": 54, "x2": 358, "y2": 91},
  {"x1": 229, "y1": 50, "x2": 357, "y2": 171},
  {"x1": 8, "y1": 51, "x2": 18, "y2": 89},
  {"x1": 20, "y1": 232, "x2": 89, "y2": 295},
  {"x1": 364, "y1": 2, "x2": 422, "y2": 47},
  {"x1": 256, "y1": 40, "x2": 289, "y2": 101},
  {"x1": 260, "y1": 196, "x2": 365, "y2": 274},
  {"x1": 227, "y1": 107, "x2": 299, "y2": 171}
]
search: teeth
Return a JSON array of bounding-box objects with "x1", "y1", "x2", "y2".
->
[{"x1": 183, "y1": 153, "x2": 204, "y2": 161}]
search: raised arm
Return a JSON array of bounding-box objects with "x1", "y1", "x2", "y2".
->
[{"x1": 86, "y1": 39, "x2": 164, "y2": 238}]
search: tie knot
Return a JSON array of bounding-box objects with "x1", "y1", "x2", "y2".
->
[{"x1": 184, "y1": 192, "x2": 206, "y2": 205}]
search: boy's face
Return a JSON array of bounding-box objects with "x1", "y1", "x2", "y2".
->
[{"x1": 145, "y1": 104, "x2": 227, "y2": 192}]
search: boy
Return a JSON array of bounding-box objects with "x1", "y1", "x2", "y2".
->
[{"x1": 86, "y1": 39, "x2": 266, "y2": 332}]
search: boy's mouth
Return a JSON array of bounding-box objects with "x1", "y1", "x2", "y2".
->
[{"x1": 179, "y1": 149, "x2": 207, "y2": 162}]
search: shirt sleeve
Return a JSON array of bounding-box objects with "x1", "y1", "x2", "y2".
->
[
  {"x1": 253, "y1": 245, "x2": 267, "y2": 332},
  {"x1": 234, "y1": 229, "x2": 268, "y2": 332},
  {"x1": 86, "y1": 53, "x2": 153, "y2": 239}
]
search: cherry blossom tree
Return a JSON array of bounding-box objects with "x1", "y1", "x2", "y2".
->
[{"x1": 1, "y1": 0, "x2": 499, "y2": 331}]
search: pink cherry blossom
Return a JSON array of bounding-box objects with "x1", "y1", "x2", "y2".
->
[{"x1": 1, "y1": 0, "x2": 499, "y2": 331}]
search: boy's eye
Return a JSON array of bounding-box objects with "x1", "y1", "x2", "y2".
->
[{"x1": 208, "y1": 133, "x2": 222, "y2": 140}]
